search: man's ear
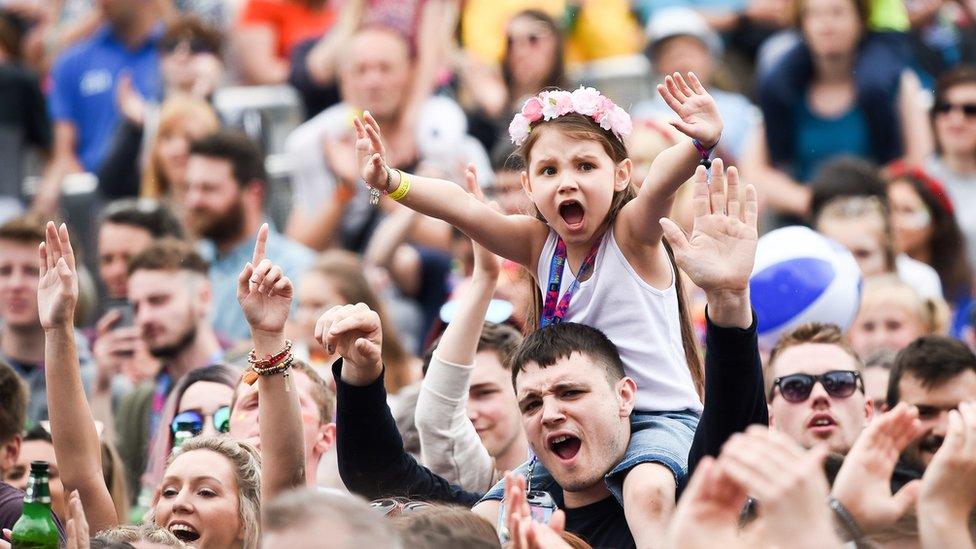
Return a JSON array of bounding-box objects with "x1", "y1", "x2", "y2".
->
[
  {"x1": 314, "y1": 422, "x2": 337, "y2": 457},
  {"x1": 616, "y1": 377, "x2": 637, "y2": 418},
  {"x1": 0, "y1": 435, "x2": 21, "y2": 474},
  {"x1": 863, "y1": 397, "x2": 875, "y2": 422},
  {"x1": 614, "y1": 158, "x2": 633, "y2": 192}
]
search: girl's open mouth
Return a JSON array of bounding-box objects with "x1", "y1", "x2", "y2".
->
[{"x1": 559, "y1": 201, "x2": 585, "y2": 226}]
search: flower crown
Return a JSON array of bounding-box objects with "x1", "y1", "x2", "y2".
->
[{"x1": 508, "y1": 87, "x2": 633, "y2": 147}]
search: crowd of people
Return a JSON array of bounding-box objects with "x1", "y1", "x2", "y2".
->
[{"x1": 1, "y1": 0, "x2": 976, "y2": 548}]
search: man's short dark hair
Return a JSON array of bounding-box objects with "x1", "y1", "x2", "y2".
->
[
  {"x1": 189, "y1": 131, "x2": 266, "y2": 187},
  {"x1": 98, "y1": 198, "x2": 185, "y2": 239},
  {"x1": 23, "y1": 424, "x2": 51, "y2": 444},
  {"x1": 127, "y1": 238, "x2": 209, "y2": 276},
  {"x1": 160, "y1": 15, "x2": 222, "y2": 56},
  {"x1": 887, "y1": 336, "x2": 976, "y2": 409},
  {"x1": 510, "y1": 323, "x2": 625, "y2": 388},
  {"x1": 0, "y1": 359, "x2": 27, "y2": 445}
]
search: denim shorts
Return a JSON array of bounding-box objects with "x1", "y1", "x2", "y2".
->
[{"x1": 480, "y1": 409, "x2": 700, "y2": 506}]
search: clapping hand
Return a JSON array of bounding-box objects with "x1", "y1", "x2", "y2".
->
[
  {"x1": 918, "y1": 400, "x2": 976, "y2": 543},
  {"x1": 237, "y1": 224, "x2": 293, "y2": 338},
  {"x1": 657, "y1": 72, "x2": 723, "y2": 149},
  {"x1": 666, "y1": 457, "x2": 747, "y2": 549},
  {"x1": 37, "y1": 222, "x2": 79, "y2": 331},
  {"x1": 832, "y1": 403, "x2": 922, "y2": 535},
  {"x1": 315, "y1": 303, "x2": 383, "y2": 386}
]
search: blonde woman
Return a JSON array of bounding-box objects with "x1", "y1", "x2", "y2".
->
[{"x1": 848, "y1": 274, "x2": 949, "y2": 358}]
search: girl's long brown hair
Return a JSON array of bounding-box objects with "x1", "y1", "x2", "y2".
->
[
  {"x1": 310, "y1": 250, "x2": 416, "y2": 394},
  {"x1": 517, "y1": 114, "x2": 705, "y2": 398}
]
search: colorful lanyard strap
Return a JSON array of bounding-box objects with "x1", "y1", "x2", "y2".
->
[
  {"x1": 149, "y1": 371, "x2": 172, "y2": 435},
  {"x1": 540, "y1": 236, "x2": 601, "y2": 328}
]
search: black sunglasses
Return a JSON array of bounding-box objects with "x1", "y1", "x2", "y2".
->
[
  {"x1": 933, "y1": 102, "x2": 976, "y2": 117},
  {"x1": 159, "y1": 36, "x2": 217, "y2": 55},
  {"x1": 770, "y1": 371, "x2": 863, "y2": 403},
  {"x1": 171, "y1": 406, "x2": 231, "y2": 446}
]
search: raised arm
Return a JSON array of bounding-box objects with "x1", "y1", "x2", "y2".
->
[
  {"x1": 320, "y1": 303, "x2": 484, "y2": 505},
  {"x1": 356, "y1": 114, "x2": 548, "y2": 269},
  {"x1": 617, "y1": 72, "x2": 723, "y2": 250},
  {"x1": 660, "y1": 162, "x2": 767, "y2": 483},
  {"x1": 415, "y1": 174, "x2": 499, "y2": 490},
  {"x1": 237, "y1": 224, "x2": 306, "y2": 504},
  {"x1": 38, "y1": 222, "x2": 118, "y2": 534}
]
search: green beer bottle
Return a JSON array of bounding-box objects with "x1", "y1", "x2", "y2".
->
[{"x1": 10, "y1": 461, "x2": 59, "y2": 549}]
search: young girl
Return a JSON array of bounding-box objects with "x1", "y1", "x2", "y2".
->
[{"x1": 356, "y1": 72, "x2": 723, "y2": 545}]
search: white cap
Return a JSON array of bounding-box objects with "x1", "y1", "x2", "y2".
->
[{"x1": 646, "y1": 7, "x2": 723, "y2": 58}]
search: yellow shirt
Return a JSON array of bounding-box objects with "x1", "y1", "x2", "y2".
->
[{"x1": 461, "y1": 0, "x2": 642, "y2": 65}]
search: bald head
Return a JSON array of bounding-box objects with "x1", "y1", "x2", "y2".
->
[{"x1": 339, "y1": 28, "x2": 412, "y2": 122}]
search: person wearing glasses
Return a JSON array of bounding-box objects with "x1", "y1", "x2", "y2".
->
[
  {"x1": 767, "y1": 323, "x2": 873, "y2": 455},
  {"x1": 142, "y1": 364, "x2": 238, "y2": 491},
  {"x1": 925, "y1": 65, "x2": 976, "y2": 275}
]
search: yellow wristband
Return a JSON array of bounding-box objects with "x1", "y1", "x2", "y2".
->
[{"x1": 388, "y1": 170, "x2": 411, "y2": 201}]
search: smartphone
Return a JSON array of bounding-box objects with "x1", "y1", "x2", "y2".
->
[
  {"x1": 498, "y1": 489, "x2": 558, "y2": 538},
  {"x1": 105, "y1": 298, "x2": 135, "y2": 330}
]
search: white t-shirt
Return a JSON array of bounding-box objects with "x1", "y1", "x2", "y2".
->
[{"x1": 535, "y1": 229, "x2": 703, "y2": 413}]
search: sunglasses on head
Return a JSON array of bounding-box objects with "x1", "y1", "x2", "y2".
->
[
  {"x1": 770, "y1": 370, "x2": 863, "y2": 403},
  {"x1": 171, "y1": 406, "x2": 231, "y2": 446},
  {"x1": 933, "y1": 102, "x2": 976, "y2": 117},
  {"x1": 159, "y1": 36, "x2": 216, "y2": 55}
]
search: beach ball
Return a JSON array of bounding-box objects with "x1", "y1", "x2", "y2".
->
[{"x1": 750, "y1": 226, "x2": 862, "y2": 349}]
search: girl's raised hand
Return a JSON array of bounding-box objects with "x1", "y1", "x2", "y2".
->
[
  {"x1": 657, "y1": 72, "x2": 723, "y2": 148},
  {"x1": 237, "y1": 224, "x2": 293, "y2": 336},
  {"x1": 354, "y1": 111, "x2": 391, "y2": 193}
]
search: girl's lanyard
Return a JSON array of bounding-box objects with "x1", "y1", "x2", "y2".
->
[{"x1": 540, "y1": 236, "x2": 601, "y2": 328}]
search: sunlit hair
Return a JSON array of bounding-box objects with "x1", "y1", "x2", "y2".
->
[
  {"x1": 858, "y1": 274, "x2": 949, "y2": 337},
  {"x1": 815, "y1": 195, "x2": 896, "y2": 274},
  {"x1": 144, "y1": 364, "x2": 240, "y2": 490},
  {"x1": 766, "y1": 323, "x2": 861, "y2": 399},
  {"x1": 141, "y1": 96, "x2": 220, "y2": 200},
  {"x1": 514, "y1": 113, "x2": 704, "y2": 396},
  {"x1": 304, "y1": 251, "x2": 416, "y2": 394},
  {"x1": 146, "y1": 437, "x2": 261, "y2": 549}
]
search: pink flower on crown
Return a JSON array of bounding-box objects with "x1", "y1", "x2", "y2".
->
[
  {"x1": 509, "y1": 114, "x2": 531, "y2": 146},
  {"x1": 554, "y1": 92, "x2": 574, "y2": 117},
  {"x1": 521, "y1": 96, "x2": 544, "y2": 122},
  {"x1": 607, "y1": 106, "x2": 633, "y2": 138},
  {"x1": 571, "y1": 86, "x2": 602, "y2": 116},
  {"x1": 594, "y1": 96, "x2": 615, "y2": 120}
]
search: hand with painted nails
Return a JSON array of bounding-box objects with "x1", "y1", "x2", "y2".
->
[
  {"x1": 37, "y1": 221, "x2": 79, "y2": 331},
  {"x1": 314, "y1": 302, "x2": 383, "y2": 386},
  {"x1": 656, "y1": 71, "x2": 723, "y2": 149},
  {"x1": 237, "y1": 224, "x2": 294, "y2": 338}
]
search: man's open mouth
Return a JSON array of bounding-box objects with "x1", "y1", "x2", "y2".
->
[
  {"x1": 559, "y1": 201, "x2": 585, "y2": 227},
  {"x1": 548, "y1": 433, "x2": 582, "y2": 461}
]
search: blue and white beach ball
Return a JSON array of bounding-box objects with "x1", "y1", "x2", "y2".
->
[{"x1": 749, "y1": 226, "x2": 862, "y2": 349}]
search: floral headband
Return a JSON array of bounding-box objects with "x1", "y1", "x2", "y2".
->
[{"x1": 508, "y1": 87, "x2": 633, "y2": 146}]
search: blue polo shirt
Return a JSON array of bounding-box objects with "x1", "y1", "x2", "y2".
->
[{"x1": 48, "y1": 25, "x2": 162, "y2": 172}]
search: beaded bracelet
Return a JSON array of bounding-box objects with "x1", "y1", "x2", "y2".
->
[{"x1": 242, "y1": 340, "x2": 294, "y2": 387}]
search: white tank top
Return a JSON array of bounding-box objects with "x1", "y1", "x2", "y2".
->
[{"x1": 536, "y1": 229, "x2": 703, "y2": 413}]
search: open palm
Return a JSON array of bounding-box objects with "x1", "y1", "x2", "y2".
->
[
  {"x1": 37, "y1": 222, "x2": 79, "y2": 330},
  {"x1": 658, "y1": 72, "x2": 723, "y2": 148},
  {"x1": 660, "y1": 159, "x2": 757, "y2": 294},
  {"x1": 354, "y1": 111, "x2": 390, "y2": 191},
  {"x1": 237, "y1": 224, "x2": 293, "y2": 335}
]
